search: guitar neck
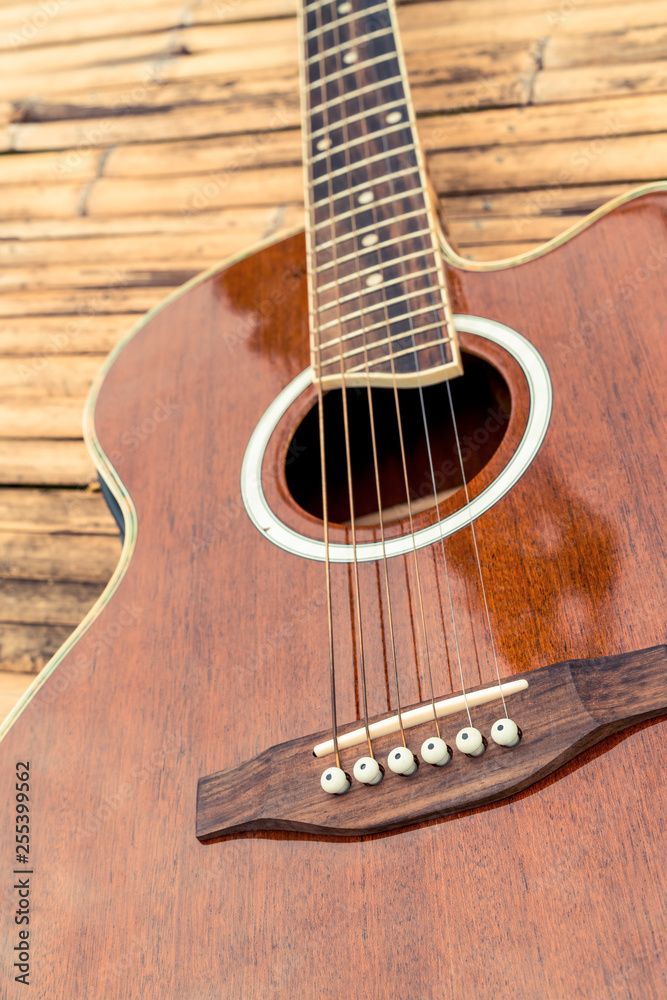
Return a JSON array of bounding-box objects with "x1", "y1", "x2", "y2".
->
[{"x1": 299, "y1": 0, "x2": 462, "y2": 389}]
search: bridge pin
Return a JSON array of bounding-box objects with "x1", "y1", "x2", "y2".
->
[
  {"x1": 491, "y1": 719, "x2": 521, "y2": 747},
  {"x1": 320, "y1": 766, "x2": 351, "y2": 794},
  {"x1": 353, "y1": 757, "x2": 383, "y2": 785},
  {"x1": 455, "y1": 727, "x2": 486, "y2": 757},
  {"x1": 387, "y1": 746, "x2": 418, "y2": 775},
  {"x1": 421, "y1": 737, "x2": 451, "y2": 766}
]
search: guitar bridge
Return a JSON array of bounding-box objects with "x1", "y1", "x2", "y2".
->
[{"x1": 196, "y1": 646, "x2": 667, "y2": 840}]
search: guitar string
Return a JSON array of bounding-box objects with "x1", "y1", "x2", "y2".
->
[
  {"x1": 363, "y1": 380, "x2": 407, "y2": 745},
  {"x1": 327, "y1": 0, "x2": 472, "y2": 740},
  {"x1": 308, "y1": 0, "x2": 493, "y2": 755},
  {"x1": 384, "y1": 0, "x2": 503, "y2": 720},
  {"x1": 376, "y1": 221, "x2": 473, "y2": 733},
  {"x1": 365, "y1": 0, "x2": 475, "y2": 728},
  {"x1": 312, "y1": 0, "x2": 375, "y2": 759},
  {"x1": 415, "y1": 385, "x2": 472, "y2": 726},
  {"x1": 327, "y1": 0, "x2": 409, "y2": 748},
  {"x1": 301, "y1": 2, "x2": 342, "y2": 769},
  {"x1": 336, "y1": 1, "x2": 445, "y2": 741},
  {"x1": 316, "y1": 380, "x2": 342, "y2": 765},
  {"x1": 446, "y1": 381, "x2": 508, "y2": 717}
]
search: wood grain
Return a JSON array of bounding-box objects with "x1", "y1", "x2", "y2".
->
[
  {"x1": 0, "y1": 201, "x2": 665, "y2": 996},
  {"x1": 0, "y1": 0, "x2": 666, "y2": 728}
]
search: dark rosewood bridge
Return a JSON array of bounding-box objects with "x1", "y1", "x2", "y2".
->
[{"x1": 197, "y1": 645, "x2": 667, "y2": 839}]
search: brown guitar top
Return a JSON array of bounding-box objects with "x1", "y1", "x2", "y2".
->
[{"x1": 1, "y1": 195, "x2": 666, "y2": 997}]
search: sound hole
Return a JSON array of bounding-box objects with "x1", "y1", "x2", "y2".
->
[{"x1": 285, "y1": 353, "x2": 511, "y2": 525}]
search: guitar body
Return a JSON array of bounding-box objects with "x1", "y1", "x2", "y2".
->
[{"x1": 2, "y1": 191, "x2": 666, "y2": 998}]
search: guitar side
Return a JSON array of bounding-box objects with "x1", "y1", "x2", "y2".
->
[{"x1": 1, "y1": 188, "x2": 666, "y2": 999}]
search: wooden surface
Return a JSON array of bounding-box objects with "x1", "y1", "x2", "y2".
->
[
  {"x1": 1, "y1": 0, "x2": 667, "y2": 716},
  {"x1": 1, "y1": 204, "x2": 665, "y2": 997}
]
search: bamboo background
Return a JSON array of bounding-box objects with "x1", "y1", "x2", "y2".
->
[{"x1": 1, "y1": 0, "x2": 666, "y2": 719}]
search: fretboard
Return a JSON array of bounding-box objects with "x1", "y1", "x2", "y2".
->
[{"x1": 299, "y1": 0, "x2": 462, "y2": 388}]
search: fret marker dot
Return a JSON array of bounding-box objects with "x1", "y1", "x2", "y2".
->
[
  {"x1": 361, "y1": 233, "x2": 378, "y2": 247},
  {"x1": 316, "y1": 137, "x2": 331, "y2": 151},
  {"x1": 358, "y1": 190, "x2": 374, "y2": 205},
  {"x1": 386, "y1": 111, "x2": 402, "y2": 125},
  {"x1": 343, "y1": 50, "x2": 358, "y2": 64},
  {"x1": 366, "y1": 273, "x2": 382, "y2": 287},
  {"x1": 338, "y1": 1, "x2": 352, "y2": 12}
]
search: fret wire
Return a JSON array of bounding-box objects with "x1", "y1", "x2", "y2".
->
[
  {"x1": 384, "y1": 0, "x2": 459, "y2": 362},
  {"x1": 316, "y1": 228, "x2": 433, "y2": 272},
  {"x1": 306, "y1": 25, "x2": 393, "y2": 64},
  {"x1": 315, "y1": 207, "x2": 427, "y2": 250},
  {"x1": 317, "y1": 285, "x2": 449, "y2": 330},
  {"x1": 319, "y1": 321, "x2": 452, "y2": 368},
  {"x1": 309, "y1": 49, "x2": 397, "y2": 90},
  {"x1": 347, "y1": 336, "x2": 453, "y2": 373},
  {"x1": 309, "y1": 73, "x2": 403, "y2": 114},
  {"x1": 303, "y1": 0, "x2": 458, "y2": 392},
  {"x1": 305, "y1": 2, "x2": 388, "y2": 39},
  {"x1": 311, "y1": 143, "x2": 417, "y2": 184},
  {"x1": 317, "y1": 302, "x2": 443, "y2": 350},
  {"x1": 317, "y1": 240, "x2": 436, "y2": 288},
  {"x1": 310, "y1": 98, "x2": 405, "y2": 139},
  {"x1": 310, "y1": 119, "x2": 411, "y2": 164},
  {"x1": 313, "y1": 189, "x2": 423, "y2": 228},
  {"x1": 304, "y1": 0, "x2": 339, "y2": 10},
  {"x1": 317, "y1": 266, "x2": 441, "y2": 312},
  {"x1": 311, "y1": 166, "x2": 421, "y2": 208},
  {"x1": 316, "y1": 210, "x2": 428, "y2": 255}
]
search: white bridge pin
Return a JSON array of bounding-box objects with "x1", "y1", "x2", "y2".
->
[
  {"x1": 388, "y1": 746, "x2": 418, "y2": 775},
  {"x1": 491, "y1": 719, "x2": 521, "y2": 747},
  {"x1": 321, "y1": 766, "x2": 350, "y2": 794},
  {"x1": 455, "y1": 727, "x2": 486, "y2": 757},
  {"x1": 421, "y1": 737, "x2": 451, "y2": 767},
  {"x1": 353, "y1": 757, "x2": 383, "y2": 785}
]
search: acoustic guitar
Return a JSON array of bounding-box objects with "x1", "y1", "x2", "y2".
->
[{"x1": 2, "y1": 0, "x2": 666, "y2": 996}]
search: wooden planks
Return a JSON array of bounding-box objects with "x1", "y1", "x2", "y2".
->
[
  {"x1": 0, "y1": 669, "x2": 34, "y2": 718},
  {"x1": 0, "y1": 0, "x2": 666, "y2": 717}
]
